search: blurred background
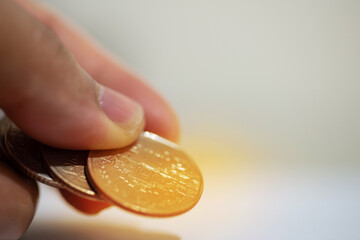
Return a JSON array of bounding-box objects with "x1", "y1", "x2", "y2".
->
[{"x1": 18, "y1": 0, "x2": 360, "y2": 239}]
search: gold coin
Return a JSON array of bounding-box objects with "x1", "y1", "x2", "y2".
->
[
  {"x1": 87, "y1": 132, "x2": 204, "y2": 217},
  {"x1": 41, "y1": 146, "x2": 104, "y2": 201}
]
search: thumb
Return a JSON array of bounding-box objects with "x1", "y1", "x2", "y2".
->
[{"x1": 0, "y1": 0, "x2": 144, "y2": 150}]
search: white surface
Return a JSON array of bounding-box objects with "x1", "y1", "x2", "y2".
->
[{"x1": 20, "y1": 0, "x2": 360, "y2": 239}]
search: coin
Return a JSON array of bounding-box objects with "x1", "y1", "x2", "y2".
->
[
  {"x1": 41, "y1": 145, "x2": 104, "y2": 201},
  {"x1": 4, "y1": 121, "x2": 65, "y2": 188},
  {"x1": 86, "y1": 132, "x2": 204, "y2": 217},
  {"x1": 0, "y1": 117, "x2": 204, "y2": 216}
]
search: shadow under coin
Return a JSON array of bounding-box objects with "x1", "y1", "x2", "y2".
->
[{"x1": 20, "y1": 222, "x2": 180, "y2": 240}]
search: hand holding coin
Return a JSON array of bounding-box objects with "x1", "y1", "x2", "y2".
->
[
  {"x1": 1, "y1": 121, "x2": 203, "y2": 217},
  {"x1": 0, "y1": 1, "x2": 185, "y2": 239}
]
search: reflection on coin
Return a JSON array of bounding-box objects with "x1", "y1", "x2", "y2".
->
[
  {"x1": 4, "y1": 122, "x2": 64, "y2": 188},
  {"x1": 87, "y1": 132, "x2": 203, "y2": 217},
  {"x1": 41, "y1": 146, "x2": 103, "y2": 201}
]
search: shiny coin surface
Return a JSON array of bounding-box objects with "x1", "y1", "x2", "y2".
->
[
  {"x1": 4, "y1": 122, "x2": 64, "y2": 188},
  {"x1": 41, "y1": 146, "x2": 103, "y2": 201},
  {"x1": 87, "y1": 132, "x2": 204, "y2": 217}
]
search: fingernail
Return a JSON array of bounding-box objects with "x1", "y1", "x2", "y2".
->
[{"x1": 99, "y1": 86, "x2": 144, "y2": 125}]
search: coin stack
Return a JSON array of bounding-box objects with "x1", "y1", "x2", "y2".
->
[{"x1": 0, "y1": 117, "x2": 203, "y2": 217}]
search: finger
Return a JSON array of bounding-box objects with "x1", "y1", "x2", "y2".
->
[
  {"x1": 59, "y1": 189, "x2": 111, "y2": 215},
  {"x1": 13, "y1": 0, "x2": 179, "y2": 214},
  {"x1": 16, "y1": 0, "x2": 180, "y2": 142},
  {"x1": 0, "y1": 161, "x2": 38, "y2": 239},
  {"x1": 0, "y1": 0, "x2": 144, "y2": 150}
]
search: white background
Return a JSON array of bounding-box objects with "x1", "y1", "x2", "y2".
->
[{"x1": 16, "y1": 0, "x2": 360, "y2": 239}]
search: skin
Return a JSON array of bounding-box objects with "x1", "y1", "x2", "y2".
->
[{"x1": 0, "y1": 0, "x2": 180, "y2": 239}]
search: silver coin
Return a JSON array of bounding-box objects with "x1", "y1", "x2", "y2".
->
[
  {"x1": 41, "y1": 145, "x2": 104, "y2": 201},
  {"x1": 4, "y1": 121, "x2": 65, "y2": 188}
]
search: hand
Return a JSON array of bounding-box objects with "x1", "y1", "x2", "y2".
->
[{"x1": 0, "y1": 0, "x2": 179, "y2": 239}]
